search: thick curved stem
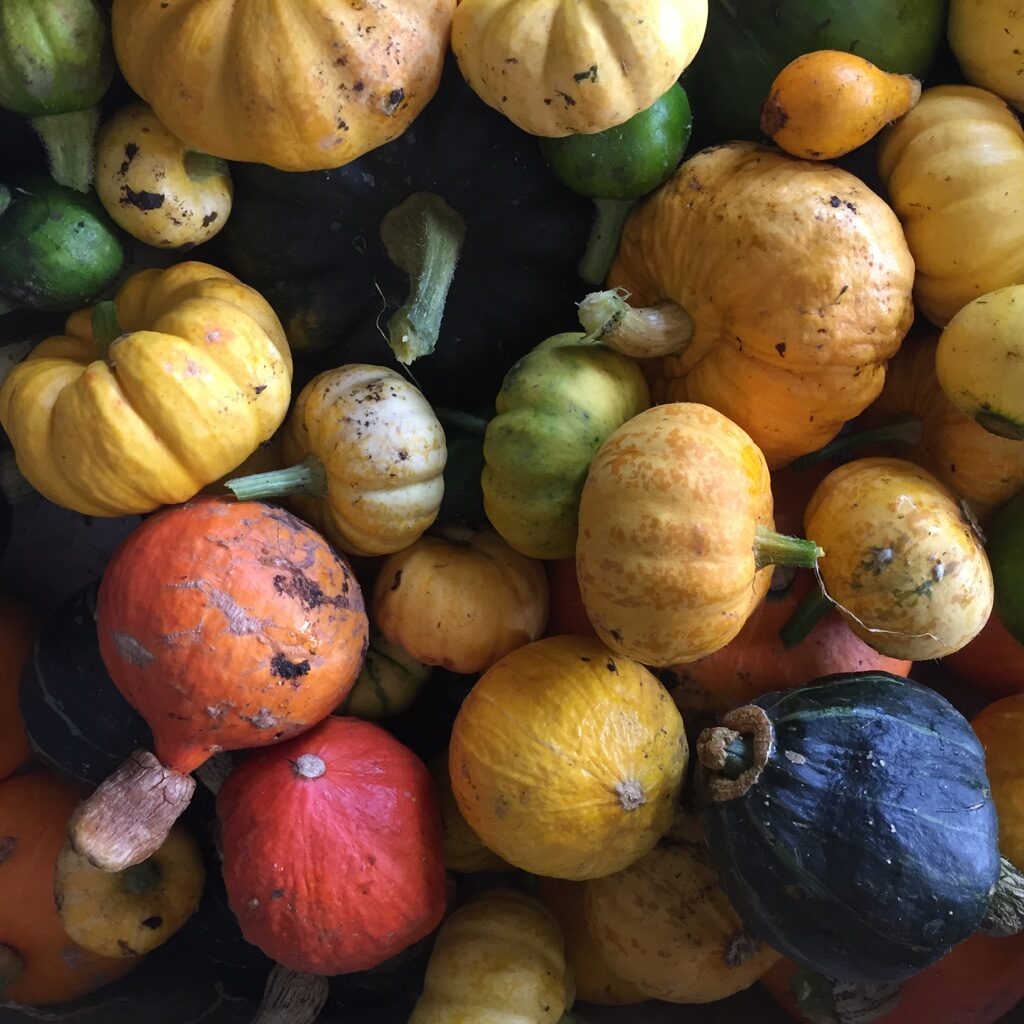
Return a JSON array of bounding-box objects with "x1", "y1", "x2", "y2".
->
[
  {"x1": 577, "y1": 288, "x2": 693, "y2": 357},
  {"x1": 981, "y1": 856, "x2": 1024, "y2": 937},
  {"x1": 789, "y1": 417, "x2": 923, "y2": 472},
  {"x1": 696, "y1": 705, "x2": 775, "y2": 802},
  {"x1": 380, "y1": 192, "x2": 466, "y2": 365},
  {"x1": 252, "y1": 965, "x2": 329, "y2": 1024},
  {"x1": 790, "y1": 967, "x2": 902, "y2": 1024},
  {"x1": 780, "y1": 587, "x2": 834, "y2": 650},
  {"x1": 754, "y1": 525, "x2": 823, "y2": 570},
  {"x1": 578, "y1": 198, "x2": 636, "y2": 286},
  {"x1": 91, "y1": 301, "x2": 122, "y2": 362},
  {"x1": 31, "y1": 108, "x2": 99, "y2": 193},
  {"x1": 226, "y1": 457, "x2": 327, "y2": 502}
]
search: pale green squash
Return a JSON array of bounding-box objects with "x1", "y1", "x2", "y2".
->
[{"x1": 339, "y1": 631, "x2": 431, "y2": 721}]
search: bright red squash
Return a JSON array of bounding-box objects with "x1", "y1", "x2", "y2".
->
[
  {"x1": 946, "y1": 612, "x2": 1024, "y2": 700},
  {"x1": 217, "y1": 715, "x2": 446, "y2": 975}
]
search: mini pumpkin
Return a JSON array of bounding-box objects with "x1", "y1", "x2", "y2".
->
[
  {"x1": 0, "y1": 262, "x2": 292, "y2": 516},
  {"x1": 449, "y1": 634, "x2": 687, "y2": 880},
  {"x1": 339, "y1": 630, "x2": 432, "y2": 721}
]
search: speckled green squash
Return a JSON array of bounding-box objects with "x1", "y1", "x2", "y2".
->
[
  {"x1": 339, "y1": 631, "x2": 432, "y2": 721},
  {"x1": 482, "y1": 333, "x2": 650, "y2": 560}
]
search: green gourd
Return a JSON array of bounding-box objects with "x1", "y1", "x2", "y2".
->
[{"x1": 340, "y1": 632, "x2": 432, "y2": 722}]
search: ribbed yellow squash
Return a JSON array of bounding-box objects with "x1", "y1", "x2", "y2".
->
[
  {"x1": 949, "y1": 1, "x2": 1024, "y2": 111},
  {"x1": 111, "y1": 0, "x2": 455, "y2": 171},
  {"x1": 451, "y1": 0, "x2": 708, "y2": 136},
  {"x1": 0, "y1": 262, "x2": 292, "y2": 516}
]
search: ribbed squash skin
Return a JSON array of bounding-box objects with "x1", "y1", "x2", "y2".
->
[{"x1": 699, "y1": 673, "x2": 1000, "y2": 984}]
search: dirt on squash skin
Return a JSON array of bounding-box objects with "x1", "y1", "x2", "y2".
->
[{"x1": 760, "y1": 93, "x2": 788, "y2": 136}]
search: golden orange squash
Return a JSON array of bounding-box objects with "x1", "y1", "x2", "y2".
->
[
  {"x1": 972, "y1": 696, "x2": 1024, "y2": 873},
  {"x1": 111, "y1": 0, "x2": 456, "y2": 171},
  {"x1": 449, "y1": 635, "x2": 687, "y2": 880},
  {"x1": 587, "y1": 141, "x2": 915, "y2": 467}
]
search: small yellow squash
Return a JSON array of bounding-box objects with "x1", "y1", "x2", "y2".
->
[
  {"x1": 429, "y1": 752, "x2": 508, "y2": 874},
  {"x1": 584, "y1": 810, "x2": 780, "y2": 1002},
  {"x1": 228, "y1": 365, "x2": 446, "y2": 557},
  {"x1": 761, "y1": 50, "x2": 920, "y2": 161},
  {"x1": 111, "y1": 0, "x2": 456, "y2": 171},
  {"x1": 0, "y1": 262, "x2": 292, "y2": 516},
  {"x1": 54, "y1": 825, "x2": 204, "y2": 958},
  {"x1": 449, "y1": 635, "x2": 688, "y2": 880},
  {"x1": 451, "y1": 0, "x2": 708, "y2": 137},
  {"x1": 878, "y1": 84, "x2": 1024, "y2": 326},
  {"x1": 949, "y1": 1, "x2": 1024, "y2": 111},
  {"x1": 936, "y1": 285, "x2": 1024, "y2": 441},
  {"x1": 372, "y1": 525, "x2": 548, "y2": 674},
  {"x1": 409, "y1": 889, "x2": 572, "y2": 1024},
  {"x1": 95, "y1": 102, "x2": 232, "y2": 249},
  {"x1": 805, "y1": 457, "x2": 994, "y2": 660}
]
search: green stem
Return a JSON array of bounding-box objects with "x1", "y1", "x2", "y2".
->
[
  {"x1": 789, "y1": 417, "x2": 923, "y2": 472},
  {"x1": 577, "y1": 288, "x2": 693, "y2": 357},
  {"x1": 0, "y1": 944, "x2": 24, "y2": 994},
  {"x1": 91, "y1": 301, "x2": 122, "y2": 361},
  {"x1": 225, "y1": 456, "x2": 327, "y2": 502},
  {"x1": 578, "y1": 198, "x2": 636, "y2": 286},
  {"x1": 434, "y1": 406, "x2": 489, "y2": 436},
  {"x1": 184, "y1": 151, "x2": 230, "y2": 183},
  {"x1": 790, "y1": 967, "x2": 902, "y2": 1024},
  {"x1": 779, "y1": 587, "x2": 834, "y2": 650},
  {"x1": 120, "y1": 857, "x2": 162, "y2": 897},
  {"x1": 380, "y1": 192, "x2": 467, "y2": 365},
  {"x1": 981, "y1": 856, "x2": 1024, "y2": 937},
  {"x1": 31, "y1": 108, "x2": 100, "y2": 193},
  {"x1": 975, "y1": 410, "x2": 1024, "y2": 441},
  {"x1": 753, "y1": 525, "x2": 823, "y2": 571}
]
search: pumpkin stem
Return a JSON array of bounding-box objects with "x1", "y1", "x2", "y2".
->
[
  {"x1": 753, "y1": 525, "x2": 823, "y2": 571},
  {"x1": 252, "y1": 965, "x2": 329, "y2": 1024},
  {"x1": 789, "y1": 416, "x2": 923, "y2": 471},
  {"x1": 225, "y1": 456, "x2": 328, "y2": 503},
  {"x1": 974, "y1": 410, "x2": 1024, "y2": 441},
  {"x1": 0, "y1": 944, "x2": 24, "y2": 994},
  {"x1": 696, "y1": 705, "x2": 775, "y2": 802},
  {"x1": 293, "y1": 754, "x2": 327, "y2": 780},
  {"x1": 981, "y1": 856, "x2": 1024, "y2": 937},
  {"x1": 91, "y1": 300, "x2": 123, "y2": 362},
  {"x1": 779, "y1": 586, "x2": 834, "y2": 649},
  {"x1": 578, "y1": 198, "x2": 636, "y2": 286},
  {"x1": 120, "y1": 857, "x2": 163, "y2": 896},
  {"x1": 433, "y1": 406, "x2": 489, "y2": 437},
  {"x1": 30, "y1": 108, "x2": 100, "y2": 194},
  {"x1": 184, "y1": 151, "x2": 230, "y2": 183},
  {"x1": 790, "y1": 966, "x2": 902, "y2": 1024},
  {"x1": 380, "y1": 192, "x2": 467, "y2": 365},
  {"x1": 68, "y1": 749, "x2": 196, "y2": 873},
  {"x1": 577, "y1": 288, "x2": 694, "y2": 357}
]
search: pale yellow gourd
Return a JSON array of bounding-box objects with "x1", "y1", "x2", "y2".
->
[{"x1": 949, "y1": 1, "x2": 1024, "y2": 111}]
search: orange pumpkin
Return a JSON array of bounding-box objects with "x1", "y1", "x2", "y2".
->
[
  {"x1": 544, "y1": 558, "x2": 596, "y2": 639},
  {"x1": 946, "y1": 611, "x2": 1024, "y2": 700},
  {"x1": 0, "y1": 772, "x2": 137, "y2": 1005},
  {"x1": 972, "y1": 696, "x2": 1024, "y2": 873},
  {"x1": 0, "y1": 596, "x2": 39, "y2": 781}
]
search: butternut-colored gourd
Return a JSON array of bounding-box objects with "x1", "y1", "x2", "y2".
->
[
  {"x1": 949, "y1": 1, "x2": 1024, "y2": 111},
  {"x1": 593, "y1": 141, "x2": 915, "y2": 467},
  {"x1": 451, "y1": 0, "x2": 708, "y2": 137},
  {"x1": 878, "y1": 85, "x2": 1024, "y2": 327},
  {"x1": 761, "y1": 50, "x2": 921, "y2": 160},
  {"x1": 95, "y1": 102, "x2": 232, "y2": 249},
  {"x1": 936, "y1": 286, "x2": 1024, "y2": 441},
  {"x1": 449, "y1": 635, "x2": 687, "y2": 880},
  {"x1": 805, "y1": 457, "x2": 994, "y2": 660},
  {"x1": 111, "y1": 0, "x2": 456, "y2": 171}
]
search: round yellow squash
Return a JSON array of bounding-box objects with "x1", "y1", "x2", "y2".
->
[
  {"x1": 451, "y1": 0, "x2": 708, "y2": 137},
  {"x1": 409, "y1": 889, "x2": 572, "y2": 1024},
  {"x1": 597, "y1": 141, "x2": 915, "y2": 468},
  {"x1": 949, "y1": 1, "x2": 1024, "y2": 111},
  {"x1": 449, "y1": 635, "x2": 688, "y2": 880},
  {"x1": 584, "y1": 810, "x2": 780, "y2": 1003},
  {"x1": 0, "y1": 262, "x2": 292, "y2": 517},
  {"x1": 576, "y1": 403, "x2": 822, "y2": 667},
  {"x1": 110, "y1": 0, "x2": 456, "y2": 171},
  {"x1": 95, "y1": 102, "x2": 233, "y2": 250},
  {"x1": 805, "y1": 457, "x2": 994, "y2": 660},
  {"x1": 877, "y1": 84, "x2": 1024, "y2": 327}
]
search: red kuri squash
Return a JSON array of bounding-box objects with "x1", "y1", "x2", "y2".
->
[{"x1": 946, "y1": 611, "x2": 1024, "y2": 700}]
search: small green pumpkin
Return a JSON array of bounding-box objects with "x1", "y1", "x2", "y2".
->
[
  {"x1": 339, "y1": 631, "x2": 432, "y2": 722},
  {"x1": 482, "y1": 333, "x2": 650, "y2": 560}
]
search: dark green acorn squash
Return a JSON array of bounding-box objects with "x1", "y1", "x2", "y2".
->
[
  {"x1": 221, "y1": 57, "x2": 590, "y2": 406},
  {"x1": 988, "y1": 492, "x2": 1024, "y2": 646},
  {"x1": 696, "y1": 672, "x2": 1002, "y2": 984},
  {"x1": 18, "y1": 581, "x2": 151, "y2": 788},
  {"x1": 686, "y1": 0, "x2": 948, "y2": 144}
]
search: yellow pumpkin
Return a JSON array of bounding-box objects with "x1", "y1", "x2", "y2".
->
[
  {"x1": 110, "y1": 0, "x2": 455, "y2": 171},
  {"x1": 54, "y1": 824, "x2": 205, "y2": 958},
  {"x1": 371, "y1": 525, "x2": 549, "y2": 674},
  {"x1": 761, "y1": 50, "x2": 921, "y2": 161},
  {"x1": 877, "y1": 84, "x2": 1024, "y2": 327},
  {"x1": 228, "y1": 365, "x2": 446, "y2": 557},
  {"x1": 0, "y1": 262, "x2": 292, "y2": 517},
  {"x1": 95, "y1": 102, "x2": 233, "y2": 249},
  {"x1": 935, "y1": 286, "x2": 1024, "y2": 441},
  {"x1": 576, "y1": 403, "x2": 822, "y2": 668},
  {"x1": 584, "y1": 810, "x2": 781, "y2": 1003},
  {"x1": 449, "y1": 635, "x2": 687, "y2": 880},
  {"x1": 804, "y1": 457, "x2": 994, "y2": 660},
  {"x1": 972, "y1": 695, "x2": 1024, "y2": 872},
  {"x1": 429, "y1": 752, "x2": 508, "y2": 874},
  {"x1": 590, "y1": 141, "x2": 915, "y2": 467},
  {"x1": 535, "y1": 878, "x2": 647, "y2": 1006},
  {"x1": 949, "y1": 1, "x2": 1024, "y2": 111},
  {"x1": 409, "y1": 889, "x2": 572, "y2": 1024},
  {"x1": 451, "y1": 0, "x2": 708, "y2": 137}
]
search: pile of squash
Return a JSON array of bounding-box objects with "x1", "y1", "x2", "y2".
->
[{"x1": 2, "y1": 2, "x2": 1024, "y2": 1024}]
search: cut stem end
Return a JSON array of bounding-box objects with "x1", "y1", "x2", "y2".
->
[
  {"x1": 226, "y1": 456, "x2": 327, "y2": 503},
  {"x1": 754, "y1": 525, "x2": 823, "y2": 571}
]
